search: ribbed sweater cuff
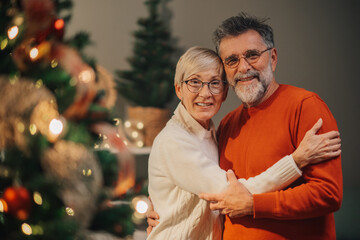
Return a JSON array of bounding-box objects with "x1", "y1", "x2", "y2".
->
[{"x1": 271, "y1": 155, "x2": 302, "y2": 183}]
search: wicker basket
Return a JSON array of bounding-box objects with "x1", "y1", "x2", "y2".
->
[{"x1": 127, "y1": 106, "x2": 170, "y2": 146}]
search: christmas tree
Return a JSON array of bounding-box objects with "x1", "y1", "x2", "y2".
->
[
  {"x1": 0, "y1": 0, "x2": 148, "y2": 239},
  {"x1": 116, "y1": 0, "x2": 177, "y2": 109}
]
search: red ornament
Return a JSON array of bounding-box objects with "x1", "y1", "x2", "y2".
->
[{"x1": 3, "y1": 186, "x2": 32, "y2": 220}]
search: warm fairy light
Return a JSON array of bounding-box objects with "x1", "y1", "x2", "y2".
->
[
  {"x1": 21, "y1": 223, "x2": 32, "y2": 235},
  {"x1": 66, "y1": 207, "x2": 75, "y2": 216},
  {"x1": 136, "y1": 141, "x2": 144, "y2": 148},
  {"x1": 8, "y1": 26, "x2": 19, "y2": 40},
  {"x1": 29, "y1": 124, "x2": 37, "y2": 135},
  {"x1": 136, "y1": 122, "x2": 144, "y2": 129},
  {"x1": 124, "y1": 121, "x2": 131, "y2": 128},
  {"x1": 82, "y1": 169, "x2": 92, "y2": 177},
  {"x1": 114, "y1": 118, "x2": 121, "y2": 126},
  {"x1": 0, "y1": 198, "x2": 8, "y2": 212},
  {"x1": 78, "y1": 69, "x2": 94, "y2": 83},
  {"x1": 49, "y1": 119, "x2": 63, "y2": 135},
  {"x1": 131, "y1": 131, "x2": 139, "y2": 138},
  {"x1": 35, "y1": 79, "x2": 43, "y2": 88},
  {"x1": 50, "y1": 59, "x2": 58, "y2": 68},
  {"x1": 54, "y1": 19, "x2": 64, "y2": 30},
  {"x1": 135, "y1": 200, "x2": 148, "y2": 214},
  {"x1": 29, "y1": 47, "x2": 39, "y2": 60},
  {"x1": 1, "y1": 39, "x2": 8, "y2": 50},
  {"x1": 33, "y1": 192, "x2": 43, "y2": 205}
]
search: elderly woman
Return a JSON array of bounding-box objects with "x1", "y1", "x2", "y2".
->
[{"x1": 147, "y1": 46, "x2": 341, "y2": 240}]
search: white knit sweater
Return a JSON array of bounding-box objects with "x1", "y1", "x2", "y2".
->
[{"x1": 147, "y1": 103, "x2": 302, "y2": 240}]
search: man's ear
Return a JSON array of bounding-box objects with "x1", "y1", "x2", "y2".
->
[
  {"x1": 175, "y1": 83, "x2": 182, "y2": 100},
  {"x1": 271, "y1": 48, "x2": 278, "y2": 72}
]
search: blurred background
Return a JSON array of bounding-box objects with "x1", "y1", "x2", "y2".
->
[{"x1": 66, "y1": 0, "x2": 360, "y2": 239}]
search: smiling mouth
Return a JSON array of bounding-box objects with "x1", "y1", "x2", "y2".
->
[
  {"x1": 235, "y1": 76, "x2": 257, "y2": 84},
  {"x1": 196, "y1": 102, "x2": 213, "y2": 107}
]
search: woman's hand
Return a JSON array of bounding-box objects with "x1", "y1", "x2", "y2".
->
[
  {"x1": 292, "y1": 118, "x2": 341, "y2": 168},
  {"x1": 146, "y1": 197, "x2": 159, "y2": 236}
]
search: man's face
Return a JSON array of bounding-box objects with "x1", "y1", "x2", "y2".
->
[{"x1": 219, "y1": 30, "x2": 277, "y2": 106}]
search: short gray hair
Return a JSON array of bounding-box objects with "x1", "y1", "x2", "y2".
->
[
  {"x1": 213, "y1": 12, "x2": 274, "y2": 54},
  {"x1": 174, "y1": 46, "x2": 224, "y2": 86}
]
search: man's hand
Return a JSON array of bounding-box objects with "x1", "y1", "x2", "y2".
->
[
  {"x1": 146, "y1": 197, "x2": 159, "y2": 236},
  {"x1": 292, "y1": 118, "x2": 341, "y2": 168},
  {"x1": 199, "y1": 170, "x2": 254, "y2": 218}
]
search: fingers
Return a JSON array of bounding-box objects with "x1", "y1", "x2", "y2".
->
[
  {"x1": 309, "y1": 118, "x2": 323, "y2": 134},
  {"x1": 199, "y1": 193, "x2": 220, "y2": 202},
  {"x1": 319, "y1": 130, "x2": 340, "y2": 140},
  {"x1": 146, "y1": 226, "x2": 152, "y2": 236},
  {"x1": 146, "y1": 210, "x2": 160, "y2": 220},
  {"x1": 147, "y1": 217, "x2": 159, "y2": 228},
  {"x1": 226, "y1": 169, "x2": 237, "y2": 182}
]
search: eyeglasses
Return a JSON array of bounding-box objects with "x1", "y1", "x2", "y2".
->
[
  {"x1": 223, "y1": 48, "x2": 273, "y2": 69},
  {"x1": 181, "y1": 79, "x2": 227, "y2": 94}
]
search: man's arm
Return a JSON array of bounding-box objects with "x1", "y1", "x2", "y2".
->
[
  {"x1": 253, "y1": 95, "x2": 342, "y2": 219},
  {"x1": 200, "y1": 96, "x2": 342, "y2": 219}
]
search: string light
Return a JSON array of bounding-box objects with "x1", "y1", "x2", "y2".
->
[
  {"x1": 78, "y1": 69, "x2": 95, "y2": 83},
  {"x1": 0, "y1": 198, "x2": 8, "y2": 212},
  {"x1": 54, "y1": 19, "x2": 64, "y2": 30},
  {"x1": 1, "y1": 39, "x2": 8, "y2": 50},
  {"x1": 49, "y1": 119, "x2": 63, "y2": 135},
  {"x1": 29, "y1": 124, "x2": 37, "y2": 135},
  {"x1": 65, "y1": 207, "x2": 75, "y2": 216},
  {"x1": 7, "y1": 26, "x2": 19, "y2": 40},
  {"x1": 21, "y1": 223, "x2": 32, "y2": 235},
  {"x1": 33, "y1": 192, "x2": 43, "y2": 205},
  {"x1": 29, "y1": 47, "x2": 39, "y2": 60}
]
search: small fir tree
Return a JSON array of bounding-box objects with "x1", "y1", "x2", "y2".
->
[{"x1": 116, "y1": 0, "x2": 177, "y2": 109}]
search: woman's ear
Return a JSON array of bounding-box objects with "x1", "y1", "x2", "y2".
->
[{"x1": 175, "y1": 83, "x2": 183, "y2": 100}]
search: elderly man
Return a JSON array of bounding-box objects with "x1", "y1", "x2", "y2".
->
[{"x1": 199, "y1": 12, "x2": 342, "y2": 240}]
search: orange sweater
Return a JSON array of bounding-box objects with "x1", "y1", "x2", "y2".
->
[{"x1": 217, "y1": 84, "x2": 342, "y2": 240}]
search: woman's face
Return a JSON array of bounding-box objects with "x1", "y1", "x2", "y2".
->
[{"x1": 175, "y1": 68, "x2": 227, "y2": 129}]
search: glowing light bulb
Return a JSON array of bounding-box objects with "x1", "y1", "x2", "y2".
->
[
  {"x1": 8, "y1": 26, "x2": 19, "y2": 40},
  {"x1": 66, "y1": 207, "x2": 75, "y2": 216},
  {"x1": 49, "y1": 119, "x2": 63, "y2": 135},
  {"x1": 33, "y1": 192, "x2": 43, "y2": 205},
  {"x1": 0, "y1": 198, "x2": 8, "y2": 212},
  {"x1": 78, "y1": 69, "x2": 94, "y2": 83},
  {"x1": 136, "y1": 141, "x2": 144, "y2": 148},
  {"x1": 1, "y1": 39, "x2": 8, "y2": 50},
  {"x1": 135, "y1": 200, "x2": 148, "y2": 214},
  {"x1": 29, "y1": 47, "x2": 39, "y2": 60},
  {"x1": 124, "y1": 121, "x2": 131, "y2": 128},
  {"x1": 131, "y1": 131, "x2": 139, "y2": 138},
  {"x1": 29, "y1": 124, "x2": 37, "y2": 135},
  {"x1": 54, "y1": 19, "x2": 64, "y2": 30},
  {"x1": 22, "y1": 223, "x2": 32, "y2": 235},
  {"x1": 136, "y1": 122, "x2": 144, "y2": 129}
]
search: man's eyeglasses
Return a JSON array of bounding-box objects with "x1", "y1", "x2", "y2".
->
[
  {"x1": 181, "y1": 79, "x2": 227, "y2": 94},
  {"x1": 223, "y1": 48, "x2": 273, "y2": 69}
]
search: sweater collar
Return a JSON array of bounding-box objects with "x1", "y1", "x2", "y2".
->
[{"x1": 172, "y1": 102, "x2": 217, "y2": 141}]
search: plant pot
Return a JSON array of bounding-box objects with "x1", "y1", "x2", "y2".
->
[{"x1": 127, "y1": 106, "x2": 170, "y2": 146}]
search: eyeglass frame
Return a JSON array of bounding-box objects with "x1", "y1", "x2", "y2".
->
[
  {"x1": 222, "y1": 47, "x2": 273, "y2": 69},
  {"x1": 181, "y1": 79, "x2": 228, "y2": 94}
]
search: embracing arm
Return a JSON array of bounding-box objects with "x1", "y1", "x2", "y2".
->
[{"x1": 252, "y1": 96, "x2": 343, "y2": 220}]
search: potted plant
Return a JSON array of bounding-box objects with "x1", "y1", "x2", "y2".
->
[{"x1": 115, "y1": 0, "x2": 177, "y2": 146}]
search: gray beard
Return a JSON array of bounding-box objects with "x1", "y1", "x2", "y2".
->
[{"x1": 233, "y1": 63, "x2": 273, "y2": 106}]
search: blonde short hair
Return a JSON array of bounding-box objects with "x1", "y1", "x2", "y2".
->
[{"x1": 174, "y1": 46, "x2": 225, "y2": 86}]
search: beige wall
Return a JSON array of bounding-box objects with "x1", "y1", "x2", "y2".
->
[{"x1": 67, "y1": 0, "x2": 360, "y2": 238}]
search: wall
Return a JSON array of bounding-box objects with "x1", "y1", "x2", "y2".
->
[{"x1": 67, "y1": 0, "x2": 360, "y2": 238}]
